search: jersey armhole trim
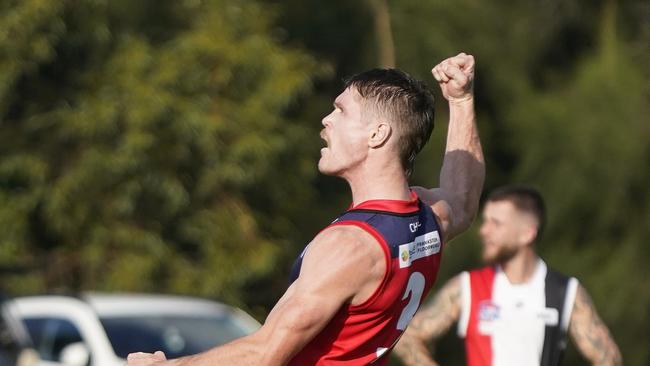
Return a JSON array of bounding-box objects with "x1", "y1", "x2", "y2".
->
[
  {"x1": 561, "y1": 277, "x2": 579, "y2": 332},
  {"x1": 328, "y1": 221, "x2": 392, "y2": 311},
  {"x1": 457, "y1": 271, "x2": 471, "y2": 337}
]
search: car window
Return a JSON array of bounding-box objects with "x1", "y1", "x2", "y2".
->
[
  {"x1": 23, "y1": 318, "x2": 84, "y2": 362},
  {"x1": 101, "y1": 314, "x2": 256, "y2": 359}
]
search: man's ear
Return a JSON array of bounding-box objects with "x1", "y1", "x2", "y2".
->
[
  {"x1": 368, "y1": 122, "x2": 392, "y2": 148},
  {"x1": 519, "y1": 225, "x2": 538, "y2": 247}
]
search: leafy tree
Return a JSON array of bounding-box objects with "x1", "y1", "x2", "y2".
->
[
  {"x1": 0, "y1": 0, "x2": 324, "y2": 308},
  {"x1": 386, "y1": 0, "x2": 649, "y2": 364},
  {"x1": 513, "y1": 2, "x2": 650, "y2": 364}
]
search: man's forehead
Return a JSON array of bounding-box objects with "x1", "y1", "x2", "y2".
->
[
  {"x1": 483, "y1": 200, "x2": 518, "y2": 217},
  {"x1": 485, "y1": 200, "x2": 509, "y2": 209},
  {"x1": 336, "y1": 87, "x2": 362, "y2": 104},
  {"x1": 483, "y1": 200, "x2": 537, "y2": 223}
]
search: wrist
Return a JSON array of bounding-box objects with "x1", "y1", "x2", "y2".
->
[{"x1": 448, "y1": 95, "x2": 474, "y2": 105}]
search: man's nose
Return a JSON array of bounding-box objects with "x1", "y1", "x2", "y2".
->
[{"x1": 321, "y1": 114, "x2": 331, "y2": 127}]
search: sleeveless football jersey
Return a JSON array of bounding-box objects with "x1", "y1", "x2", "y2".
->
[
  {"x1": 288, "y1": 191, "x2": 444, "y2": 365},
  {"x1": 457, "y1": 261, "x2": 578, "y2": 366}
]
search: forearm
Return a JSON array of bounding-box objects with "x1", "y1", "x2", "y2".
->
[
  {"x1": 173, "y1": 306, "x2": 320, "y2": 366},
  {"x1": 166, "y1": 335, "x2": 266, "y2": 366},
  {"x1": 439, "y1": 97, "x2": 485, "y2": 233},
  {"x1": 394, "y1": 334, "x2": 439, "y2": 366},
  {"x1": 592, "y1": 353, "x2": 623, "y2": 366},
  {"x1": 583, "y1": 336, "x2": 622, "y2": 366}
]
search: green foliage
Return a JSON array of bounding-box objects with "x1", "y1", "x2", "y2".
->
[
  {"x1": 388, "y1": 0, "x2": 649, "y2": 364},
  {"x1": 1, "y1": 0, "x2": 649, "y2": 363},
  {"x1": 513, "y1": 21, "x2": 650, "y2": 366},
  {"x1": 0, "y1": 0, "x2": 324, "y2": 307}
]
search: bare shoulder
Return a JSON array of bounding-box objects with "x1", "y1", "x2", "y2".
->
[
  {"x1": 573, "y1": 284, "x2": 593, "y2": 310},
  {"x1": 569, "y1": 283, "x2": 604, "y2": 327},
  {"x1": 571, "y1": 283, "x2": 599, "y2": 320},
  {"x1": 308, "y1": 224, "x2": 385, "y2": 261},
  {"x1": 300, "y1": 224, "x2": 387, "y2": 305}
]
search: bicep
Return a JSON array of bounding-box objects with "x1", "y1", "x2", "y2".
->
[{"x1": 265, "y1": 280, "x2": 343, "y2": 342}]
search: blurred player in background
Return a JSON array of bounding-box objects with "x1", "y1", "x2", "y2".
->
[{"x1": 395, "y1": 185, "x2": 622, "y2": 366}]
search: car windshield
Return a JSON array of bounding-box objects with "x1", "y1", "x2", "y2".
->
[{"x1": 101, "y1": 314, "x2": 256, "y2": 359}]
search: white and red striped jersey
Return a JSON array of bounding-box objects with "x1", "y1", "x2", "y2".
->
[{"x1": 457, "y1": 260, "x2": 578, "y2": 366}]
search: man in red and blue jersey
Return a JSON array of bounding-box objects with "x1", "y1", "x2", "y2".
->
[{"x1": 127, "y1": 52, "x2": 485, "y2": 366}]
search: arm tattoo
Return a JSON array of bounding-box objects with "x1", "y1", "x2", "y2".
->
[
  {"x1": 568, "y1": 285, "x2": 623, "y2": 366},
  {"x1": 394, "y1": 276, "x2": 462, "y2": 366}
]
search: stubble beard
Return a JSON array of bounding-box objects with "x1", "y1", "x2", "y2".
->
[{"x1": 483, "y1": 244, "x2": 519, "y2": 266}]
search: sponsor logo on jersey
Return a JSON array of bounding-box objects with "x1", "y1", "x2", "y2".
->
[
  {"x1": 398, "y1": 230, "x2": 441, "y2": 268},
  {"x1": 401, "y1": 249, "x2": 410, "y2": 262},
  {"x1": 479, "y1": 300, "x2": 500, "y2": 321},
  {"x1": 409, "y1": 221, "x2": 421, "y2": 233},
  {"x1": 478, "y1": 300, "x2": 500, "y2": 334}
]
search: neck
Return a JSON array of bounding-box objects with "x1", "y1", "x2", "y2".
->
[
  {"x1": 500, "y1": 247, "x2": 539, "y2": 284},
  {"x1": 342, "y1": 158, "x2": 411, "y2": 206}
]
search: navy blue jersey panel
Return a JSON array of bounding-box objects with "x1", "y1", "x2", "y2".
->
[{"x1": 288, "y1": 201, "x2": 442, "y2": 283}]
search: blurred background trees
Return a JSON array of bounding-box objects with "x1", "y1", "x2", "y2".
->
[
  {"x1": 1, "y1": 0, "x2": 648, "y2": 364},
  {"x1": 0, "y1": 0, "x2": 325, "y2": 305}
]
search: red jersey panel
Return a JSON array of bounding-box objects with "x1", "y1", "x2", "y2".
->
[{"x1": 465, "y1": 267, "x2": 496, "y2": 366}]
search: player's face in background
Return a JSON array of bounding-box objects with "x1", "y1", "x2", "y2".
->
[
  {"x1": 318, "y1": 87, "x2": 373, "y2": 176},
  {"x1": 479, "y1": 200, "x2": 534, "y2": 265}
]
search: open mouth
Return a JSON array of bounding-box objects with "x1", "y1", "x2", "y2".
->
[{"x1": 320, "y1": 130, "x2": 329, "y2": 151}]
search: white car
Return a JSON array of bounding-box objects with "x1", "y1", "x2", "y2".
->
[
  {"x1": 10, "y1": 293, "x2": 261, "y2": 366},
  {"x1": 0, "y1": 296, "x2": 40, "y2": 366}
]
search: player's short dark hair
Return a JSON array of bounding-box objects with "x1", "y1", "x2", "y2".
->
[
  {"x1": 344, "y1": 69, "x2": 435, "y2": 176},
  {"x1": 486, "y1": 185, "x2": 546, "y2": 242}
]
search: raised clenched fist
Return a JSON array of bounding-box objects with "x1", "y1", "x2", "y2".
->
[{"x1": 431, "y1": 53, "x2": 475, "y2": 103}]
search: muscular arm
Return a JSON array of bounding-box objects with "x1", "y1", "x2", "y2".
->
[
  {"x1": 127, "y1": 225, "x2": 386, "y2": 366},
  {"x1": 394, "y1": 276, "x2": 462, "y2": 366},
  {"x1": 414, "y1": 53, "x2": 485, "y2": 242},
  {"x1": 568, "y1": 285, "x2": 623, "y2": 366}
]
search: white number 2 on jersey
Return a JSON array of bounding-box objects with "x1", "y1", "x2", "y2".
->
[
  {"x1": 373, "y1": 271, "x2": 427, "y2": 363},
  {"x1": 397, "y1": 271, "x2": 425, "y2": 330}
]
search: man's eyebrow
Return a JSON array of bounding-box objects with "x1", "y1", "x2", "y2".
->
[{"x1": 333, "y1": 100, "x2": 343, "y2": 109}]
